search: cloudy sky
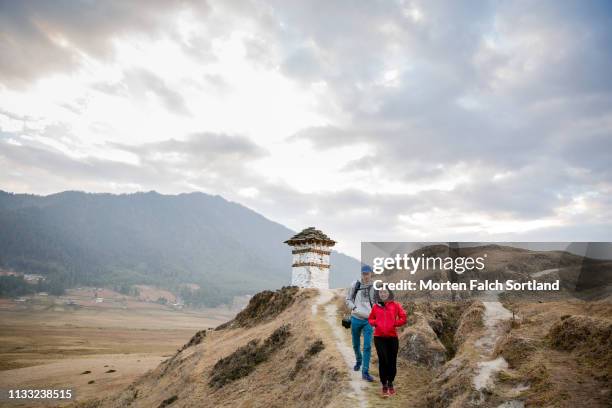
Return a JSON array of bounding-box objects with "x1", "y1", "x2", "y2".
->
[{"x1": 1, "y1": 0, "x2": 611, "y2": 257}]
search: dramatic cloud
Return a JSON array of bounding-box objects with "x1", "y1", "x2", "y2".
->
[
  {"x1": 1, "y1": 0, "x2": 611, "y2": 256},
  {"x1": 0, "y1": 0, "x2": 210, "y2": 86}
]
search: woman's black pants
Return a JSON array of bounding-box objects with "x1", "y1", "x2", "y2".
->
[{"x1": 374, "y1": 336, "x2": 399, "y2": 386}]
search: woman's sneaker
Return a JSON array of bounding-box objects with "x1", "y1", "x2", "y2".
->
[
  {"x1": 388, "y1": 383, "x2": 396, "y2": 396},
  {"x1": 362, "y1": 372, "x2": 374, "y2": 382},
  {"x1": 381, "y1": 386, "x2": 389, "y2": 397}
]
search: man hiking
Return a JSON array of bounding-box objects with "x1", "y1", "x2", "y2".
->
[{"x1": 345, "y1": 264, "x2": 376, "y2": 382}]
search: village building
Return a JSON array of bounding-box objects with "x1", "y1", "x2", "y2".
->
[
  {"x1": 24, "y1": 274, "x2": 45, "y2": 283},
  {"x1": 284, "y1": 227, "x2": 335, "y2": 289},
  {"x1": 0, "y1": 270, "x2": 20, "y2": 277}
]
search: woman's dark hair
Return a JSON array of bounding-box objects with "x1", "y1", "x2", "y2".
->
[{"x1": 374, "y1": 288, "x2": 394, "y2": 303}]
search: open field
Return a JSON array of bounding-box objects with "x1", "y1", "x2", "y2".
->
[{"x1": 0, "y1": 293, "x2": 236, "y2": 406}]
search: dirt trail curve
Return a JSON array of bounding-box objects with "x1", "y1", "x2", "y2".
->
[
  {"x1": 313, "y1": 289, "x2": 368, "y2": 408},
  {"x1": 473, "y1": 264, "x2": 561, "y2": 407},
  {"x1": 473, "y1": 291, "x2": 512, "y2": 390}
]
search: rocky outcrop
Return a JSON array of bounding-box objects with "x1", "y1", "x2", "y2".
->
[{"x1": 399, "y1": 312, "x2": 448, "y2": 368}]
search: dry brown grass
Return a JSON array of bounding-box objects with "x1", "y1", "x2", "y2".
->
[
  {"x1": 548, "y1": 314, "x2": 611, "y2": 384},
  {"x1": 80, "y1": 288, "x2": 351, "y2": 408},
  {"x1": 216, "y1": 286, "x2": 310, "y2": 330},
  {"x1": 0, "y1": 304, "x2": 226, "y2": 371},
  {"x1": 0, "y1": 299, "x2": 232, "y2": 407},
  {"x1": 495, "y1": 333, "x2": 539, "y2": 368},
  {"x1": 209, "y1": 324, "x2": 291, "y2": 388},
  {"x1": 290, "y1": 339, "x2": 325, "y2": 380},
  {"x1": 454, "y1": 301, "x2": 485, "y2": 347},
  {"x1": 494, "y1": 301, "x2": 612, "y2": 407},
  {"x1": 15, "y1": 287, "x2": 605, "y2": 408}
]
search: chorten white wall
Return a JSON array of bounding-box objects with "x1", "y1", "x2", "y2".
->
[
  {"x1": 290, "y1": 243, "x2": 330, "y2": 289},
  {"x1": 291, "y1": 265, "x2": 329, "y2": 289}
]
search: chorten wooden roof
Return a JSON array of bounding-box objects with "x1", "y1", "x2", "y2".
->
[{"x1": 284, "y1": 227, "x2": 336, "y2": 246}]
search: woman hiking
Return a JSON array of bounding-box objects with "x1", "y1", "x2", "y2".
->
[{"x1": 367, "y1": 288, "x2": 407, "y2": 397}]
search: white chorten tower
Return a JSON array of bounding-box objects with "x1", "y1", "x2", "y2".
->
[{"x1": 284, "y1": 227, "x2": 336, "y2": 289}]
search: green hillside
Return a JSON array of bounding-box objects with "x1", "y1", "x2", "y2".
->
[{"x1": 0, "y1": 190, "x2": 359, "y2": 306}]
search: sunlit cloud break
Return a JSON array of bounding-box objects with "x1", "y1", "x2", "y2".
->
[{"x1": 1, "y1": 0, "x2": 611, "y2": 257}]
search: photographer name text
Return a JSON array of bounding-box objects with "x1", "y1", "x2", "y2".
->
[{"x1": 373, "y1": 279, "x2": 560, "y2": 291}]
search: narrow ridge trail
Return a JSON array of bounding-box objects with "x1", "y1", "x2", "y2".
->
[
  {"x1": 313, "y1": 289, "x2": 368, "y2": 408},
  {"x1": 472, "y1": 291, "x2": 528, "y2": 408},
  {"x1": 473, "y1": 264, "x2": 561, "y2": 407},
  {"x1": 473, "y1": 291, "x2": 512, "y2": 390}
]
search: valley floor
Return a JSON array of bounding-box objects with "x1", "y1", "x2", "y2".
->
[{"x1": 0, "y1": 297, "x2": 234, "y2": 407}]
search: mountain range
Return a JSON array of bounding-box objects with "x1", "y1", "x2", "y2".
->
[{"x1": 0, "y1": 190, "x2": 360, "y2": 306}]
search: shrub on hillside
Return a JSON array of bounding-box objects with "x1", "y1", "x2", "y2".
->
[
  {"x1": 209, "y1": 324, "x2": 291, "y2": 388},
  {"x1": 290, "y1": 339, "x2": 325, "y2": 380}
]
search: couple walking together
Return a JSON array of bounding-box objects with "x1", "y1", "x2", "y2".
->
[{"x1": 345, "y1": 265, "x2": 407, "y2": 398}]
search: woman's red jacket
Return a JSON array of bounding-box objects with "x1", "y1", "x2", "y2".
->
[{"x1": 367, "y1": 301, "x2": 407, "y2": 337}]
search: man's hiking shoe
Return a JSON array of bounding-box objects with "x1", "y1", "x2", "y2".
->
[
  {"x1": 353, "y1": 362, "x2": 361, "y2": 371},
  {"x1": 362, "y1": 372, "x2": 374, "y2": 382},
  {"x1": 381, "y1": 386, "x2": 389, "y2": 398}
]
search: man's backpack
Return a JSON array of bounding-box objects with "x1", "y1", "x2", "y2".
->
[
  {"x1": 352, "y1": 281, "x2": 361, "y2": 302},
  {"x1": 342, "y1": 281, "x2": 370, "y2": 329}
]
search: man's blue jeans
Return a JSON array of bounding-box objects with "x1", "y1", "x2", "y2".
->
[{"x1": 351, "y1": 316, "x2": 372, "y2": 373}]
